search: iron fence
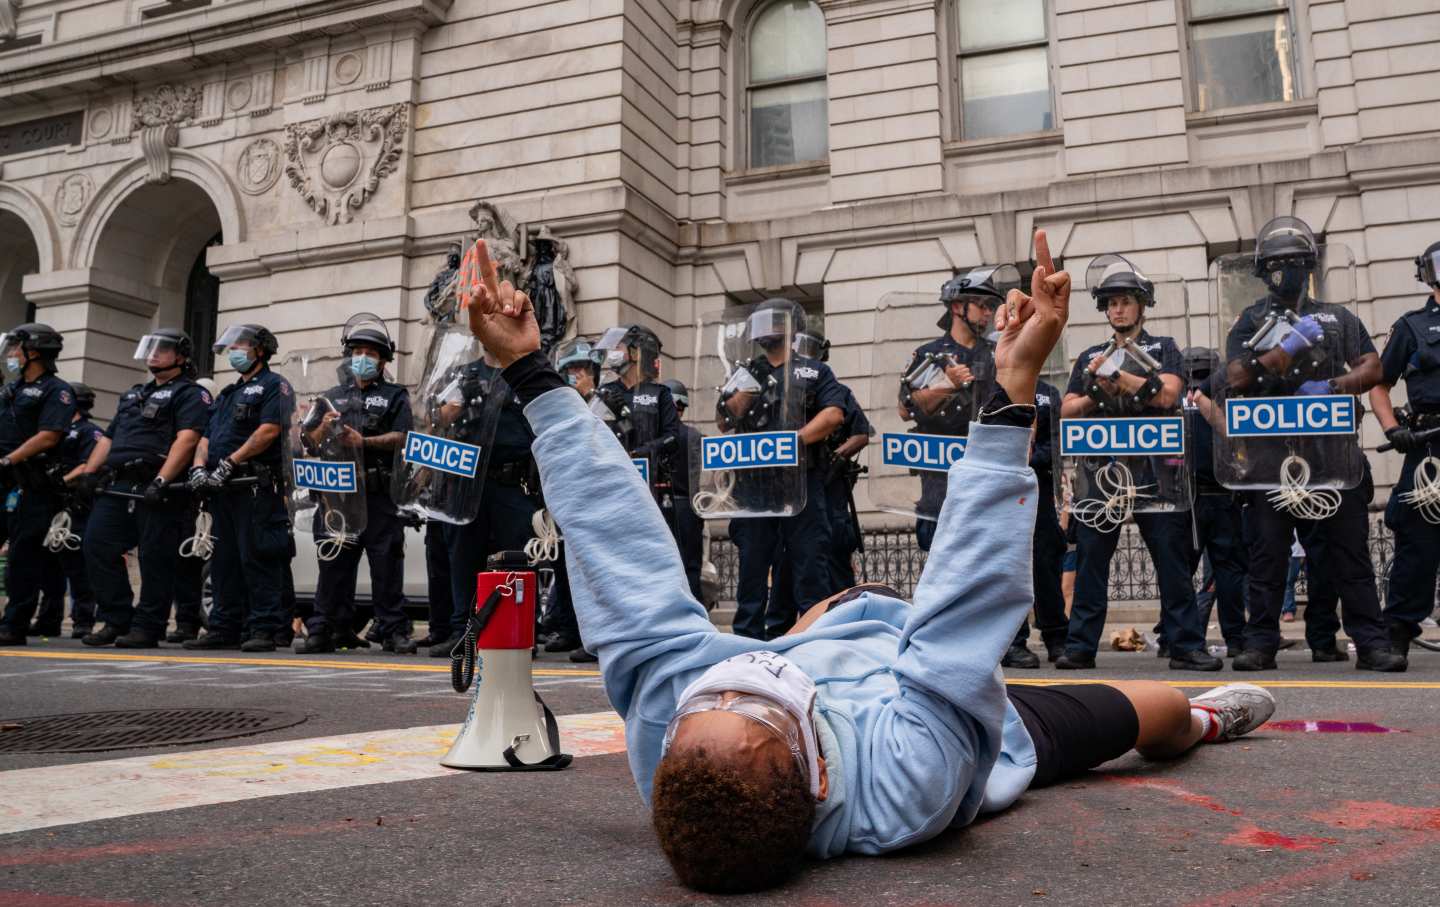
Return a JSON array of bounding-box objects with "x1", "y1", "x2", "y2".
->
[{"x1": 708, "y1": 512, "x2": 1396, "y2": 604}]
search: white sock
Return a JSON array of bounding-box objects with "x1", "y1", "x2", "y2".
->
[{"x1": 1191, "y1": 707, "x2": 1216, "y2": 742}]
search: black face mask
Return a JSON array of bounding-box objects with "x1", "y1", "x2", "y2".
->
[{"x1": 1267, "y1": 264, "x2": 1310, "y2": 302}]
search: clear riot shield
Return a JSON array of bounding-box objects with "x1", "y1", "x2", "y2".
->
[
  {"x1": 1210, "y1": 234, "x2": 1362, "y2": 513},
  {"x1": 1059, "y1": 265, "x2": 1193, "y2": 533},
  {"x1": 866, "y1": 292, "x2": 997, "y2": 523},
  {"x1": 688, "y1": 305, "x2": 806, "y2": 519},
  {"x1": 277, "y1": 349, "x2": 367, "y2": 554},
  {"x1": 391, "y1": 323, "x2": 503, "y2": 525},
  {"x1": 1035, "y1": 341, "x2": 1069, "y2": 510}
]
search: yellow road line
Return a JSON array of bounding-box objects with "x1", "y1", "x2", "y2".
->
[
  {"x1": 3, "y1": 650, "x2": 1438, "y2": 688},
  {"x1": 0, "y1": 649, "x2": 601, "y2": 678}
]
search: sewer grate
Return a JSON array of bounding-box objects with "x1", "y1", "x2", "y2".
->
[{"x1": 0, "y1": 708, "x2": 307, "y2": 754}]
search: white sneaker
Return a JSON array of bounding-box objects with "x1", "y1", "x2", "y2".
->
[{"x1": 1190, "y1": 682, "x2": 1276, "y2": 742}]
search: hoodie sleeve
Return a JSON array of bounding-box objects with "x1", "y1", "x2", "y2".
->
[
  {"x1": 524, "y1": 386, "x2": 718, "y2": 719},
  {"x1": 850, "y1": 422, "x2": 1036, "y2": 852}
]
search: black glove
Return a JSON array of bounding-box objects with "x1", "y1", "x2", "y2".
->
[
  {"x1": 1386, "y1": 426, "x2": 1421, "y2": 454},
  {"x1": 71, "y1": 472, "x2": 99, "y2": 507},
  {"x1": 0, "y1": 456, "x2": 12, "y2": 486},
  {"x1": 207, "y1": 457, "x2": 236, "y2": 488},
  {"x1": 187, "y1": 466, "x2": 210, "y2": 492},
  {"x1": 143, "y1": 476, "x2": 168, "y2": 506}
]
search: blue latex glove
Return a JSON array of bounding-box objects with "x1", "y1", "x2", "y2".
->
[
  {"x1": 1279, "y1": 316, "x2": 1323, "y2": 356},
  {"x1": 1297, "y1": 379, "x2": 1333, "y2": 396}
]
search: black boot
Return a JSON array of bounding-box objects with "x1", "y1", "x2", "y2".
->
[
  {"x1": 1001, "y1": 643, "x2": 1040, "y2": 669},
  {"x1": 82, "y1": 625, "x2": 125, "y2": 647},
  {"x1": 1169, "y1": 649, "x2": 1223, "y2": 671},
  {"x1": 429, "y1": 634, "x2": 463, "y2": 658},
  {"x1": 115, "y1": 629, "x2": 161, "y2": 649},
  {"x1": 0, "y1": 626, "x2": 27, "y2": 646},
  {"x1": 1042, "y1": 633, "x2": 1067, "y2": 664},
  {"x1": 336, "y1": 632, "x2": 371, "y2": 650},
  {"x1": 183, "y1": 632, "x2": 241, "y2": 650},
  {"x1": 1311, "y1": 647, "x2": 1349, "y2": 662},
  {"x1": 296, "y1": 632, "x2": 336, "y2": 654},
  {"x1": 71, "y1": 625, "x2": 94, "y2": 640},
  {"x1": 383, "y1": 632, "x2": 418, "y2": 655},
  {"x1": 166, "y1": 626, "x2": 200, "y2": 644},
  {"x1": 544, "y1": 634, "x2": 581, "y2": 653},
  {"x1": 1389, "y1": 623, "x2": 1414, "y2": 659},
  {"x1": 1054, "y1": 652, "x2": 1096, "y2": 670},
  {"x1": 1355, "y1": 647, "x2": 1407, "y2": 673},
  {"x1": 28, "y1": 622, "x2": 62, "y2": 637},
  {"x1": 240, "y1": 635, "x2": 276, "y2": 653},
  {"x1": 569, "y1": 647, "x2": 598, "y2": 663},
  {"x1": 1232, "y1": 649, "x2": 1277, "y2": 671}
]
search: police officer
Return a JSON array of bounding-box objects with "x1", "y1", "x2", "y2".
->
[
  {"x1": 595, "y1": 324, "x2": 681, "y2": 528},
  {"x1": 0, "y1": 324, "x2": 77, "y2": 646},
  {"x1": 184, "y1": 324, "x2": 295, "y2": 652},
  {"x1": 1006, "y1": 378, "x2": 1069, "y2": 668},
  {"x1": 1181, "y1": 348, "x2": 1249, "y2": 659},
  {"x1": 77, "y1": 331, "x2": 211, "y2": 647},
  {"x1": 900, "y1": 269, "x2": 1001, "y2": 550},
  {"x1": 297, "y1": 319, "x2": 415, "y2": 655},
  {"x1": 429, "y1": 350, "x2": 540, "y2": 656},
  {"x1": 28, "y1": 383, "x2": 102, "y2": 638},
  {"x1": 1222, "y1": 219, "x2": 1402, "y2": 671},
  {"x1": 1058, "y1": 260, "x2": 1221, "y2": 671},
  {"x1": 661, "y1": 377, "x2": 706, "y2": 603},
  {"x1": 169, "y1": 376, "x2": 218, "y2": 643},
  {"x1": 1371, "y1": 240, "x2": 1440, "y2": 659},
  {"x1": 724, "y1": 298, "x2": 846, "y2": 640}
]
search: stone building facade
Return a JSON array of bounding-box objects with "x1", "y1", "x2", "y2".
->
[{"x1": 1, "y1": 0, "x2": 1437, "y2": 507}]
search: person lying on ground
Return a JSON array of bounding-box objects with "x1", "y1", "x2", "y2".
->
[{"x1": 461, "y1": 231, "x2": 1278, "y2": 894}]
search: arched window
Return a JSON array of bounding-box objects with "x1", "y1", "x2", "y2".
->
[
  {"x1": 745, "y1": 0, "x2": 828, "y2": 168},
  {"x1": 184, "y1": 232, "x2": 222, "y2": 377}
]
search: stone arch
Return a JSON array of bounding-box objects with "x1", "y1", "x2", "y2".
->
[
  {"x1": 69, "y1": 149, "x2": 245, "y2": 270},
  {"x1": 0, "y1": 182, "x2": 60, "y2": 273}
]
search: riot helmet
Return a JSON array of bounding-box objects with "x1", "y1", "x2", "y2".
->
[
  {"x1": 214, "y1": 324, "x2": 279, "y2": 358},
  {"x1": 595, "y1": 324, "x2": 663, "y2": 381},
  {"x1": 749, "y1": 298, "x2": 806, "y2": 354},
  {"x1": 1087, "y1": 255, "x2": 1156, "y2": 310},
  {"x1": 792, "y1": 325, "x2": 831, "y2": 362},
  {"x1": 71, "y1": 382, "x2": 96, "y2": 413},
  {"x1": 939, "y1": 266, "x2": 1018, "y2": 336},
  {"x1": 133, "y1": 328, "x2": 193, "y2": 376},
  {"x1": 341, "y1": 312, "x2": 396, "y2": 361},
  {"x1": 1415, "y1": 240, "x2": 1440, "y2": 290},
  {"x1": 662, "y1": 378, "x2": 689, "y2": 411},
  {"x1": 1253, "y1": 216, "x2": 1318, "y2": 303},
  {"x1": 1181, "y1": 346, "x2": 1221, "y2": 393},
  {"x1": 0, "y1": 323, "x2": 63, "y2": 376},
  {"x1": 554, "y1": 337, "x2": 603, "y2": 395}
]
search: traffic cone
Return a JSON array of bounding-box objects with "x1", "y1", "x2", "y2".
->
[{"x1": 442, "y1": 551, "x2": 573, "y2": 771}]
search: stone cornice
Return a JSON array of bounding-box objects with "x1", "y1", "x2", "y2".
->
[{"x1": 0, "y1": 0, "x2": 451, "y2": 100}]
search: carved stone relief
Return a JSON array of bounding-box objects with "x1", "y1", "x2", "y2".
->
[
  {"x1": 237, "y1": 138, "x2": 283, "y2": 196},
  {"x1": 133, "y1": 84, "x2": 200, "y2": 130},
  {"x1": 55, "y1": 173, "x2": 93, "y2": 227},
  {"x1": 283, "y1": 104, "x2": 407, "y2": 225}
]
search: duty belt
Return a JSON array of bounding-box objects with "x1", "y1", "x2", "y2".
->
[
  {"x1": 1411, "y1": 411, "x2": 1440, "y2": 430},
  {"x1": 488, "y1": 458, "x2": 539, "y2": 492}
]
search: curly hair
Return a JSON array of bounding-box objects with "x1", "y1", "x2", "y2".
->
[{"x1": 650, "y1": 746, "x2": 815, "y2": 893}]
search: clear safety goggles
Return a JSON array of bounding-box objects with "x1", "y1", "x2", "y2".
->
[
  {"x1": 133, "y1": 334, "x2": 182, "y2": 361},
  {"x1": 661, "y1": 692, "x2": 810, "y2": 781}
]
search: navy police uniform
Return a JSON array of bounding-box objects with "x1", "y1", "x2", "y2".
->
[
  {"x1": 730, "y1": 353, "x2": 846, "y2": 640},
  {"x1": 0, "y1": 373, "x2": 77, "y2": 635},
  {"x1": 1379, "y1": 296, "x2": 1440, "y2": 645},
  {"x1": 84, "y1": 377, "x2": 211, "y2": 638},
  {"x1": 597, "y1": 378, "x2": 680, "y2": 526},
  {"x1": 30, "y1": 414, "x2": 104, "y2": 635},
  {"x1": 1224, "y1": 298, "x2": 1390, "y2": 657},
  {"x1": 203, "y1": 366, "x2": 295, "y2": 642},
  {"x1": 439, "y1": 361, "x2": 540, "y2": 642},
  {"x1": 905, "y1": 333, "x2": 991, "y2": 552},
  {"x1": 307, "y1": 376, "x2": 413, "y2": 641},
  {"x1": 823, "y1": 386, "x2": 870, "y2": 590},
  {"x1": 670, "y1": 419, "x2": 706, "y2": 603},
  {"x1": 1186, "y1": 391, "x2": 1249, "y2": 655},
  {"x1": 1063, "y1": 332, "x2": 1209, "y2": 659},
  {"x1": 1012, "y1": 380, "x2": 1069, "y2": 656}
]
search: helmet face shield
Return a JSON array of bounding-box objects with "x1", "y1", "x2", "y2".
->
[
  {"x1": 1087, "y1": 254, "x2": 1155, "y2": 309},
  {"x1": 213, "y1": 324, "x2": 261, "y2": 354},
  {"x1": 0, "y1": 333, "x2": 20, "y2": 360},
  {"x1": 134, "y1": 334, "x2": 185, "y2": 362},
  {"x1": 748, "y1": 308, "x2": 787, "y2": 343},
  {"x1": 792, "y1": 331, "x2": 829, "y2": 360},
  {"x1": 341, "y1": 313, "x2": 394, "y2": 360},
  {"x1": 1417, "y1": 247, "x2": 1440, "y2": 288}
]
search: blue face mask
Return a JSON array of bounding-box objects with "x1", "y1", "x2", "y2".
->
[
  {"x1": 350, "y1": 354, "x2": 379, "y2": 381},
  {"x1": 564, "y1": 373, "x2": 579, "y2": 388},
  {"x1": 228, "y1": 349, "x2": 254, "y2": 373},
  {"x1": 3, "y1": 357, "x2": 21, "y2": 376}
]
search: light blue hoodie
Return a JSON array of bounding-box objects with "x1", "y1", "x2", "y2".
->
[{"x1": 526, "y1": 386, "x2": 1039, "y2": 858}]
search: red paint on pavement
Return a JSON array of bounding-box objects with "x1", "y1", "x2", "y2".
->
[
  {"x1": 1267, "y1": 720, "x2": 1402, "y2": 734},
  {"x1": 1221, "y1": 824, "x2": 1336, "y2": 851},
  {"x1": 1105, "y1": 776, "x2": 1242, "y2": 815},
  {"x1": 1308, "y1": 800, "x2": 1440, "y2": 831},
  {"x1": 0, "y1": 820, "x2": 365, "y2": 868}
]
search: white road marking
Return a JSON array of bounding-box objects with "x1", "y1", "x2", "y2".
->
[{"x1": 0, "y1": 710, "x2": 626, "y2": 836}]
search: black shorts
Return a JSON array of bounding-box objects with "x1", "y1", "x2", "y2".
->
[{"x1": 1007, "y1": 684, "x2": 1140, "y2": 789}]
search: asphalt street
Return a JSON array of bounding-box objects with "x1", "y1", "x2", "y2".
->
[{"x1": 1, "y1": 638, "x2": 1438, "y2": 907}]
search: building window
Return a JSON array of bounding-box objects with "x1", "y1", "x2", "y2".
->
[
  {"x1": 185, "y1": 233, "x2": 222, "y2": 378},
  {"x1": 746, "y1": 0, "x2": 828, "y2": 168},
  {"x1": 953, "y1": 0, "x2": 1053, "y2": 141},
  {"x1": 1186, "y1": 0, "x2": 1299, "y2": 112},
  {"x1": 141, "y1": 0, "x2": 213, "y2": 20}
]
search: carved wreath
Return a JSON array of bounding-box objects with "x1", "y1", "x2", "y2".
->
[
  {"x1": 283, "y1": 103, "x2": 408, "y2": 225},
  {"x1": 134, "y1": 84, "x2": 200, "y2": 129}
]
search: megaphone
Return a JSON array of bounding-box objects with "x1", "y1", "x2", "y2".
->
[{"x1": 441, "y1": 550, "x2": 573, "y2": 771}]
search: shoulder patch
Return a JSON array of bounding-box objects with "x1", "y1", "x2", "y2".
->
[
  {"x1": 58, "y1": 390, "x2": 72, "y2": 405},
  {"x1": 279, "y1": 381, "x2": 292, "y2": 396},
  {"x1": 200, "y1": 391, "x2": 212, "y2": 406}
]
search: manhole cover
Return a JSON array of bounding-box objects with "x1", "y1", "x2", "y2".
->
[{"x1": 0, "y1": 708, "x2": 306, "y2": 754}]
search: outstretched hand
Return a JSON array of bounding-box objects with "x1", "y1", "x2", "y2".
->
[
  {"x1": 993, "y1": 229, "x2": 1071, "y2": 404},
  {"x1": 460, "y1": 239, "x2": 541, "y2": 368}
]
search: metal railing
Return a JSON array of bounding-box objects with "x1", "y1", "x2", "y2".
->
[{"x1": 708, "y1": 513, "x2": 1396, "y2": 603}]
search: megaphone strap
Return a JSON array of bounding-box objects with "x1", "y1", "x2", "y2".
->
[{"x1": 500, "y1": 692, "x2": 574, "y2": 771}]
